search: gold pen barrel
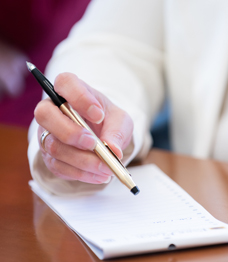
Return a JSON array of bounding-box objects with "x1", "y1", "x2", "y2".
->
[
  {"x1": 60, "y1": 103, "x2": 139, "y2": 194},
  {"x1": 60, "y1": 103, "x2": 96, "y2": 135},
  {"x1": 94, "y1": 140, "x2": 136, "y2": 190}
]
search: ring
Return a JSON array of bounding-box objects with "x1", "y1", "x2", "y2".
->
[{"x1": 40, "y1": 130, "x2": 51, "y2": 151}]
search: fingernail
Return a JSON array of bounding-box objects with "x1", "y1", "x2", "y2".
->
[
  {"x1": 98, "y1": 162, "x2": 113, "y2": 175},
  {"x1": 103, "y1": 176, "x2": 112, "y2": 184},
  {"x1": 96, "y1": 175, "x2": 112, "y2": 184},
  {"x1": 87, "y1": 105, "x2": 105, "y2": 124},
  {"x1": 78, "y1": 134, "x2": 97, "y2": 150}
]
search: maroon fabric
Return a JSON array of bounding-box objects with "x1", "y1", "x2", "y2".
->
[{"x1": 0, "y1": 0, "x2": 90, "y2": 127}]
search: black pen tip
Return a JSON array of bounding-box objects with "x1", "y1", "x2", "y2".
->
[
  {"x1": 26, "y1": 61, "x2": 35, "y2": 72},
  {"x1": 131, "y1": 186, "x2": 140, "y2": 195}
]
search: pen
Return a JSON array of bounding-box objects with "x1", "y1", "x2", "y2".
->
[{"x1": 26, "y1": 62, "x2": 140, "y2": 195}]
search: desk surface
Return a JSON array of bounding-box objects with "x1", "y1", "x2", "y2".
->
[{"x1": 1, "y1": 124, "x2": 228, "y2": 262}]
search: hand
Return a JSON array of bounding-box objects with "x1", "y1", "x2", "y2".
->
[{"x1": 35, "y1": 73, "x2": 133, "y2": 184}]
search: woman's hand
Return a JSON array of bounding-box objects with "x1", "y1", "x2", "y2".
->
[{"x1": 35, "y1": 73, "x2": 133, "y2": 184}]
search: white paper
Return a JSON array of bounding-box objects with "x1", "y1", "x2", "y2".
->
[{"x1": 29, "y1": 164, "x2": 228, "y2": 259}]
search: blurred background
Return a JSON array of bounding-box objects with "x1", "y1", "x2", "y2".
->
[
  {"x1": 0, "y1": 0, "x2": 90, "y2": 127},
  {"x1": 0, "y1": 0, "x2": 170, "y2": 151}
]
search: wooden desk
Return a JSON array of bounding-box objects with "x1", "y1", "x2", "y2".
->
[{"x1": 1, "y1": 124, "x2": 228, "y2": 261}]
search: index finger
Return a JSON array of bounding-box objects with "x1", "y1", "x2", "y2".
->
[
  {"x1": 34, "y1": 98, "x2": 97, "y2": 151},
  {"x1": 54, "y1": 73, "x2": 105, "y2": 124}
]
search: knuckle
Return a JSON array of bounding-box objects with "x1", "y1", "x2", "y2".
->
[
  {"x1": 45, "y1": 137, "x2": 59, "y2": 157},
  {"x1": 55, "y1": 73, "x2": 70, "y2": 85},
  {"x1": 60, "y1": 128, "x2": 77, "y2": 144},
  {"x1": 58, "y1": 124, "x2": 84, "y2": 146},
  {"x1": 48, "y1": 158, "x2": 61, "y2": 177},
  {"x1": 55, "y1": 73, "x2": 90, "y2": 109},
  {"x1": 34, "y1": 102, "x2": 47, "y2": 124},
  {"x1": 71, "y1": 88, "x2": 87, "y2": 106},
  {"x1": 43, "y1": 155, "x2": 58, "y2": 175},
  {"x1": 54, "y1": 73, "x2": 78, "y2": 91},
  {"x1": 112, "y1": 130, "x2": 125, "y2": 143}
]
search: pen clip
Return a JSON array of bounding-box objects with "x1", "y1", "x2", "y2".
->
[{"x1": 103, "y1": 141, "x2": 130, "y2": 174}]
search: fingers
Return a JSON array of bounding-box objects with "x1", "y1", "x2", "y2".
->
[
  {"x1": 35, "y1": 72, "x2": 134, "y2": 184},
  {"x1": 44, "y1": 155, "x2": 112, "y2": 184},
  {"x1": 35, "y1": 99, "x2": 97, "y2": 151},
  {"x1": 54, "y1": 73, "x2": 105, "y2": 124},
  {"x1": 38, "y1": 126, "x2": 112, "y2": 183}
]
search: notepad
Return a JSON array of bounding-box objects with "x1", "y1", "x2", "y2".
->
[{"x1": 29, "y1": 164, "x2": 228, "y2": 259}]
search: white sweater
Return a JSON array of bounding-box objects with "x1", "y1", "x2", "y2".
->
[{"x1": 28, "y1": 0, "x2": 228, "y2": 195}]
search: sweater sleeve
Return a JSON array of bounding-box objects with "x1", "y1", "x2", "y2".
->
[{"x1": 27, "y1": 0, "x2": 165, "y2": 195}]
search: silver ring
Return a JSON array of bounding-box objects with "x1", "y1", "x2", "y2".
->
[{"x1": 40, "y1": 130, "x2": 51, "y2": 151}]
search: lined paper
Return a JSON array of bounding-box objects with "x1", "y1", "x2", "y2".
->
[{"x1": 29, "y1": 164, "x2": 228, "y2": 259}]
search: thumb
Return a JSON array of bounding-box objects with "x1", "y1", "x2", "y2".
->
[{"x1": 100, "y1": 106, "x2": 133, "y2": 160}]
